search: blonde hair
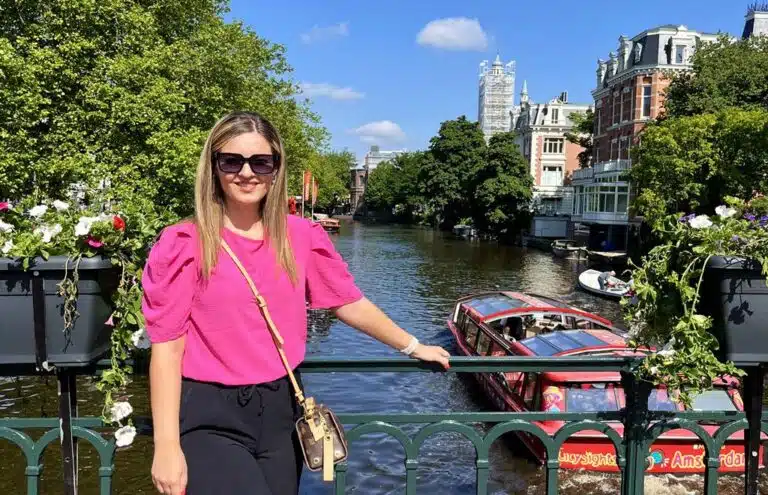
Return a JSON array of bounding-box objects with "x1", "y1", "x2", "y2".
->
[{"x1": 194, "y1": 111, "x2": 296, "y2": 283}]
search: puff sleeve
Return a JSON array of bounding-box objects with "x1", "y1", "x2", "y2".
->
[
  {"x1": 141, "y1": 224, "x2": 199, "y2": 343},
  {"x1": 305, "y1": 222, "x2": 363, "y2": 309}
]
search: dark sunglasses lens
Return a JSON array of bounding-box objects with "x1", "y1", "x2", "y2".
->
[
  {"x1": 218, "y1": 155, "x2": 244, "y2": 173},
  {"x1": 249, "y1": 158, "x2": 275, "y2": 175}
]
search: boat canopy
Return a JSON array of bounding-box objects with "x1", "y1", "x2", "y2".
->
[
  {"x1": 520, "y1": 330, "x2": 617, "y2": 357},
  {"x1": 463, "y1": 293, "x2": 527, "y2": 317}
]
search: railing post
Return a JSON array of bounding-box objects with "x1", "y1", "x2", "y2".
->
[
  {"x1": 620, "y1": 370, "x2": 651, "y2": 495},
  {"x1": 58, "y1": 369, "x2": 78, "y2": 495},
  {"x1": 742, "y1": 365, "x2": 764, "y2": 495}
]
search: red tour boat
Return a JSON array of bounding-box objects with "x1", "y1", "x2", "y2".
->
[{"x1": 447, "y1": 291, "x2": 761, "y2": 473}]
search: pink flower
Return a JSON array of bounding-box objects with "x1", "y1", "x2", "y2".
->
[
  {"x1": 105, "y1": 314, "x2": 115, "y2": 327},
  {"x1": 87, "y1": 236, "x2": 104, "y2": 248},
  {"x1": 0, "y1": 202, "x2": 9, "y2": 212}
]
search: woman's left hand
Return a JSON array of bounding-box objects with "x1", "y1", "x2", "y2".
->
[{"x1": 410, "y1": 344, "x2": 451, "y2": 370}]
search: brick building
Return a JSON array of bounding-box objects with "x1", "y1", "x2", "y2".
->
[{"x1": 571, "y1": 25, "x2": 718, "y2": 251}]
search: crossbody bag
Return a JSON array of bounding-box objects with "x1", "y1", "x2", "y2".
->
[{"x1": 220, "y1": 240, "x2": 348, "y2": 482}]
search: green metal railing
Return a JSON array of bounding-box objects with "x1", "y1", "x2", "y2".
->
[{"x1": 1, "y1": 356, "x2": 765, "y2": 494}]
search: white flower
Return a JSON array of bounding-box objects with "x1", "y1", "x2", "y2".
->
[
  {"x1": 109, "y1": 401, "x2": 133, "y2": 423},
  {"x1": 689, "y1": 215, "x2": 713, "y2": 229},
  {"x1": 715, "y1": 205, "x2": 737, "y2": 219},
  {"x1": 75, "y1": 216, "x2": 98, "y2": 236},
  {"x1": 0, "y1": 220, "x2": 13, "y2": 233},
  {"x1": 131, "y1": 328, "x2": 151, "y2": 349},
  {"x1": 657, "y1": 348, "x2": 676, "y2": 357},
  {"x1": 34, "y1": 224, "x2": 62, "y2": 243},
  {"x1": 52, "y1": 200, "x2": 69, "y2": 211},
  {"x1": 74, "y1": 214, "x2": 113, "y2": 237},
  {"x1": 28, "y1": 205, "x2": 48, "y2": 218},
  {"x1": 2, "y1": 240, "x2": 13, "y2": 255},
  {"x1": 649, "y1": 366, "x2": 660, "y2": 376},
  {"x1": 114, "y1": 425, "x2": 136, "y2": 448}
]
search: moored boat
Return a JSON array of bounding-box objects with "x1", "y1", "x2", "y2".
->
[
  {"x1": 453, "y1": 224, "x2": 477, "y2": 239},
  {"x1": 577, "y1": 269, "x2": 630, "y2": 300},
  {"x1": 586, "y1": 250, "x2": 628, "y2": 267},
  {"x1": 446, "y1": 291, "x2": 762, "y2": 474},
  {"x1": 551, "y1": 239, "x2": 585, "y2": 259},
  {"x1": 316, "y1": 217, "x2": 341, "y2": 234}
]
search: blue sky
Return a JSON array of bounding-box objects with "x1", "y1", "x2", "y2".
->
[{"x1": 225, "y1": 0, "x2": 749, "y2": 162}]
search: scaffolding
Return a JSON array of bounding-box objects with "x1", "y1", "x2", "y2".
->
[{"x1": 478, "y1": 55, "x2": 516, "y2": 140}]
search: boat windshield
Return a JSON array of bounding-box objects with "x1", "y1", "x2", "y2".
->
[
  {"x1": 565, "y1": 383, "x2": 620, "y2": 412},
  {"x1": 689, "y1": 389, "x2": 738, "y2": 412}
]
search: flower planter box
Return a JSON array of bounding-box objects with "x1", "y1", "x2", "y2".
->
[
  {"x1": 700, "y1": 256, "x2": 768, "y2": 365},
  {"x1": 0, "y1": 255, "x2": 119, "y2": 367}
]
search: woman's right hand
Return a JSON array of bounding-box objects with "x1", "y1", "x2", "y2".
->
[{"x1": 151, "y1": 443, "x2": 187, "y2": 495}]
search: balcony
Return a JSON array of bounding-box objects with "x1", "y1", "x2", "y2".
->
[
  {"x1": 594, "y1": 159, "x2": 631, "y2": 175},
  {"x1": 580, "y1": 211, "x2": 629, "y2": 224},
  {"x1": 570, "y1": 160, "x2": 631, "y2": 184},
  {"x1": 1, "y1": 356, "x2": 764, "y2": 495},
  {"x1": 571, "y1": 168, "x2": 593, "y2": 181},
  {"x1": 533, "y1": 185, "x2": 573, "y2": 198}
]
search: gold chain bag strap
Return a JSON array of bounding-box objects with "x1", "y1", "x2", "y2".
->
[{"x1": 221, "y1": 240, "x2": 348, "y2": 482}]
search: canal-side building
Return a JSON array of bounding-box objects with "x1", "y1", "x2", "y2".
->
[
  {"x1": 478, "y1": 54, "x2": 516, "y2": 141},
  {"x1": 571, "y1": 24, "x2": 718, "y2": 251},
  {"x1": 512, "y1": 83, "x2": 592, "y2": 216},
  {"x1": 349, "y1": 145, "x2": 406, "y2": 215}
]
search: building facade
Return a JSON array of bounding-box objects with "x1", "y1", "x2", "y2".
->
[
  {"x1": 512, "y1": 84, "x2": 592, "y2": 216},
  {"x1": 349, "y1": 145, "x2": 406, "y2": 215},
  {"x1": 478, "y1": 55, "x2": 516, "y2": 140},
  {"x1": 571, "y1": 25, "x2": 718, "y2": 251}
]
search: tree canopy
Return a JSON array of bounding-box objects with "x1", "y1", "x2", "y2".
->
[
  {"x1": 364, "y1": 117, "x2": 533, "y2": 235},
  {"x1": 309, "y1": 150, "x2": 354, "y2": 212},
  {"x1": 474, "y1": 132, "x2": 534, "y2": 235},
  {"x1": 419, "y1": 116, "x2": 487, "y2": 229},
  {"x1": 664, "y1": 35, "x2": 768, "y2": 118},
  {"x1": 564, "y1": 110, "x2": 594, "y2": 169},
  {"x1": 0, "y1": 0, "x2": 326, "y2": 221}
]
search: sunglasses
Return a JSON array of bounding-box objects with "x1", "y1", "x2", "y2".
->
[{"x1": 213, "y1": 152, "x2": 279, "y2": 175}]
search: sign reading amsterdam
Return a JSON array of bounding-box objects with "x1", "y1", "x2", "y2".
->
[{"x1": 558, "y1": 443, "x2": 750, "y2": 473}]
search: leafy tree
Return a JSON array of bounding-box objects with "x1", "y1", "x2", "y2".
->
[
  {"x1": 564, "y1": 110, "x2": 594, "y2": 169},
  {"x1": 363, "y1": 151, "x2": 428, "y2": 220},
  {"x1": 630, "y1": 108, "x2": 768, "y2": 224},
  {"x1": 364, "y1": 163, "x2": 397, "y2": 212},
  {"x1": 473, "y1": 132, "x2": 533, "y2": 235},
  {"x1": 664, "y1": 35, "x2": 768, "y2": 118},
  {"x1": 0, "y1": 0, "x2": 326, "y2": 220},
  {"x1": 419, "y1": 116, "x2": 486, "y2": 228},
  {"x1": 310, "y1": 150, "x2": 354, "y2": 212}
]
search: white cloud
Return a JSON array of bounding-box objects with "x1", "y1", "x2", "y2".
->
[
  {"x1": 299, "y1": 82, "x2": 364, "y2": 101},
  {"x1": 349, "y1": 121, "x2": 406, "y2": 144},
  {"x1": 416, "y1": 17, "x2": 488, "y2": 51},
  {"x1": 300, "y1": 22, "x2": 349, "y2": 44}
]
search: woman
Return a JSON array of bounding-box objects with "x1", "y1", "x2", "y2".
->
[{"x1": 142, "y1": 111, "x2": 450, "y2": 495}]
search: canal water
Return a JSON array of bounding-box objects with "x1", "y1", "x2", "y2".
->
[{"x1": 0, "y1": 223, "x2": 764, "y2": 494}]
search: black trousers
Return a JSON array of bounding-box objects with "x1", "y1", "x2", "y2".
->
[{"x1": 179, "y1": 374, "x2": 304, "y2": 494}]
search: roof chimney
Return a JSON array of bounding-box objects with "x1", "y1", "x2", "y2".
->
[{"x1": 743, "y1": 2, "x2": 768, "y2": 39}]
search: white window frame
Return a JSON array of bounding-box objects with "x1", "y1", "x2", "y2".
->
[{"x1": 642, "y1": 85, "x2": 652, "y2": 118}]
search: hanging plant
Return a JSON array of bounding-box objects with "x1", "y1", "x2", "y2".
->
[
  {"x1": 622, "y1": 196, "x2": 768, "y2": 405},
  {"x1": 0, "y1": 194, "x2": 159, "y2": 447}
]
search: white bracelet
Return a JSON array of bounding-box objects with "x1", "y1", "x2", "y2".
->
[{"x1": 400, "y1": 336, "x2": 419, "y2": 356}]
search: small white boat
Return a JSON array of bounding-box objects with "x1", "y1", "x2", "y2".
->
[
  {"x1": 551, "y1": 240, "x2": 584, "y2": 259},
  {"x1": 578, "y1": 269, "x2": 630, "y2": 300}
]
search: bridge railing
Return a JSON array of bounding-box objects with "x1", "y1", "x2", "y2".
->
[{"x1": 0, "y1": 356, "x2": 764, "y2": 495}]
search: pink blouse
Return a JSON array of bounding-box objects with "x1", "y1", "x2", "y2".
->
[{"x1": 140, "y1": 215, "x2": 363, "y2": 385}]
